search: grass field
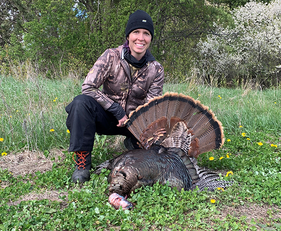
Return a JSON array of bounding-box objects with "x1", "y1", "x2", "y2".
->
[{"x1": 0, "y1": 76, "x2": 281, "y2": 230}]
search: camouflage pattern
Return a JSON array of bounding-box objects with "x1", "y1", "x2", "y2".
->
[{"x1": 82, "y1": 45, "x2": 164, "y2": 116}]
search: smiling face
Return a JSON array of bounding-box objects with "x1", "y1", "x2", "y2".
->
[{"x1": 127, "y1": 28, "x2": 152, "y2": 60}]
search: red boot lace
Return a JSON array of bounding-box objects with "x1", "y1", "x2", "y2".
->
[{"x1": 72, "y1": 151, "x2": 89, "y2": 170}]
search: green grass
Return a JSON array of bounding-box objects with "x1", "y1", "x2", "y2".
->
[
  {"x1": 0, "y1": 76, "x2": 81, "y2": 152},
  {"x1": 0, "y1": 76, "x2": 281, "y2": 230}
]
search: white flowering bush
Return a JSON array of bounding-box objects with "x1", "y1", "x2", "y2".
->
[{"x1": 195, "y1": 0, "x2": 281, "y2": 87}]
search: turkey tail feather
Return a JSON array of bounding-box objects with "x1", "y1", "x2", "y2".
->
[{"x1": 126, "y1": 92, "x2": 224, "y2": 157}]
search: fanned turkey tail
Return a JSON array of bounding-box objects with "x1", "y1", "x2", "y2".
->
[{"x1": 126, "y1": 92, "x2": 224, "y2": 157}]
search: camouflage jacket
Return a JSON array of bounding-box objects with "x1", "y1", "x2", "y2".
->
[{"x1": 82, "y1": 45, "x2": 164, "y2": 116}]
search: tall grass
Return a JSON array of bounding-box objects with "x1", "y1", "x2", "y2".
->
[
  {"x1": 1, "y1": 75, "x2": 280, "y2": 154},
  {"x1": 165, "y1": 83, "x2": 281, "y2": 136},
  {"x1": 0, "y1": 76, "x2": 81, "y2": 152}
]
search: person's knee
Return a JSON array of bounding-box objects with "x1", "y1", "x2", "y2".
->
[
  {"x1": 70, "y1": 94, "x2": 103, "y2": 115},
  {"x1": 72, "y1": 94, "x2": 89, "y2": 105},
  {"x1": 66, "y1": 95, "x2": 89, "y2": 113},
  {"x1": 73, "y1": 94, "x2": 96, "y2": 109}
]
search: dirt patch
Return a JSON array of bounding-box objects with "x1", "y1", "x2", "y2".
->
[
  {"x1": 0, "y1": 149, "x2": 70, "y2": 207},
  {"x1": 7, "y1": 190, "x2": 68, "y2": 208},
  {"x1": 0, "y1": 149, "x2": 66, "y2": 177},
  {"x1": 217, "y1": 203, "x2": 281, "y2": 225}
]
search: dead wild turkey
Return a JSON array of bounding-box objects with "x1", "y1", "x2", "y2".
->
[{"x1": 95, "y1": 92, "x2": 233, "y2": 209}]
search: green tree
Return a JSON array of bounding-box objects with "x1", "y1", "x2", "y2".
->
[
  {"x1": 1, "y1": 0, "x2": 231, "y2": 80},
  {"x1": 0, "y1": 0, "x2": 33, "y2": 48},
  {"x1": 149, "y1": 0, "x2": 229, "y2": 80}
]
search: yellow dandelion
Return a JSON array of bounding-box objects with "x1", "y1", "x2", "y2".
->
[
  {"x1": 227, "y1": 139, "x2": 231, "y2": 142},
  {"x1": 0, "y1": 138, "x2": 4, "y2": 142},
  {"x1": 217, "y1": 187, "x2": 224, "y2": 191},
  {"x1": 2, "y1": 152, "x2": 7, "y2": 156},
  {"x1": 247, "y1": 138, "x2": 250, "y2": 140},
  {"x1": 226, "y1": 154, "x2": 230, "y2": 158},
  {"x1": 219, "y1": 156, "x2": 224, "y2": 160},
  {"x1": 271, "y1": 144, "x2": 277, "y2": 148},
  {"x1": 53, "y1": 99, "x2": 56, "y2": 102},
  {"x1": 226, "y1": 171, "x2": 233, "y2": 177},
  {"x1": 67, "y1": 129, "x2": 70, "y2": 134},
  {"x1": 239, "y1": 125, "x2": 243, "y2": 128},
  {"x1": 209, "y1": 156, "x2": 214, "y2": 161},
  {"x1": 210, "y1": 199, "x2": 216, "y2": 203},
  {"x1": 257, "y1": 142, "x2": 263, "y2": 146},
  {"x1": 218, "y1": 95, "x2": 222, "y2": 99},
  {"x1": 241, "y1": 133, "x2": 246, "y2": 137},
  {"x1": 50, "y1": 129, "x2": 55, "y2": 132},
  {"x1": 274, "y1": 102, "x2": 276, "y2": 104}
]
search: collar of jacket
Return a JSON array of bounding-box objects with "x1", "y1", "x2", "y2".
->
[{"x1": 121, "y1": 47, "x2": 155, "y2": 69}]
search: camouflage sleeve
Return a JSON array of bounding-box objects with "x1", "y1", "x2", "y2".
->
[
  {"x1": 145, "y1": 63, "x2": 165, "y2": 102},
  {"x1": 82, "y1": 49, "x2": 115, "y2": 110}
]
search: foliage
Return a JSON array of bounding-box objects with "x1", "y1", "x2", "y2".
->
[
  {"x1": 2, "y1": 0, "x2": 280, "y2": 86},
  {"x1": 194, "y1": 0, "x2": 281, "y2": 87},
  {"x1": 0, "y1": 0, "x2": 230, "y2": 80},
  {"x1": 208, "y1": 0, "x2": 272, "y2": 10},
  {"x1": 0, "y1": 76, "x2": 81, "y2": 151},
  {"x1": 0, "y1": 0, "x2": 33, "y2": 48},
  {"x1": 147, "y1": 0, "x2": 229, "y2": 81}
]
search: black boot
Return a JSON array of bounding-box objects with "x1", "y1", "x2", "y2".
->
[
  {"x1": 72, "y1": 151, "x2": 91, "y2": 183},
  {"x1": 124, "y1": 137, "x2": 135, "y2": 150},
  {"x1": 124, "y1": 137, "x2": 141, "y2": 150}
]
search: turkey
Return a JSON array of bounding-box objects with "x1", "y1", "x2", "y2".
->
[{"x1": 94, "y1": 92, "x2": 233, "y2": 209}]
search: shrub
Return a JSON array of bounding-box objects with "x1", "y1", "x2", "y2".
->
[{"x1": 194, "y1": 0, "x2": 281, "y2": 87}]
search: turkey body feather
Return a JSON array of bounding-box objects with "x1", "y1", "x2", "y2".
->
[{"x1": 106, "y1": 145, "x2": 192, "y2": 197}]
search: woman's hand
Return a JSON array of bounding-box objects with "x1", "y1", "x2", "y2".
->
[{"x1": 117, "y1": 115, "x2": 128, "y2": 127}]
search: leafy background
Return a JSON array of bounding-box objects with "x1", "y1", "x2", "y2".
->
[{"x1": 1, "y1": 0, "x2": 280, "y2": 86}]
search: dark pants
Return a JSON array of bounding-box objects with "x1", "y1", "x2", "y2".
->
[{"x1": 65, "y1": 94, "x2": 139, "y2": 152}]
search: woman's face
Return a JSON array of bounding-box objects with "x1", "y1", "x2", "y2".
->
[{"x1": 127, "y1": 29, "x2": 152, "y2": 60}]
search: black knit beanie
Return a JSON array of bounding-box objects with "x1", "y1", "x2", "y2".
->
[{"x1": 125, "y1": 10, "x2": 154, "y2": 40}]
